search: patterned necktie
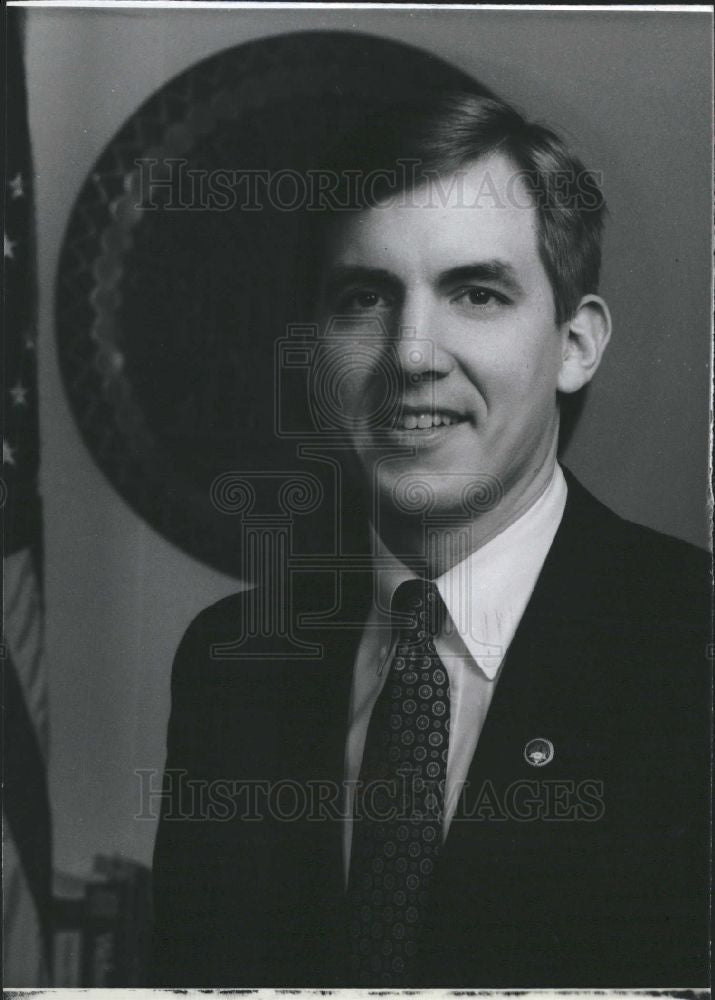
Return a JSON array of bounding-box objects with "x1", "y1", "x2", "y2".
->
[{"x1": 347, "y1": 578, "x2": 451, "y2": 986}]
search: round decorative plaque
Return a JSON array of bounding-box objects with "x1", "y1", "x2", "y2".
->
[{"x1": 55, "y1": 30, "x2": 482, "y2": 576}]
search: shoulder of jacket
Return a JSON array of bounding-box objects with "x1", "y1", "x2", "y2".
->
[
  {"x1": 170, "y1": 588, "x2": 257, "y2": 691},
  {"x1": 183, "y1": 588, "x2": 255, "y2": 640},
  {"x1": 616, "y1": 516, "x2": 711, "y2": 618},
  {"x1": 602, "y1": 509, "x2": 709, "y2": 629},
  {"x1": 562, "y1": 468, "x2": 711, "y2": 628}
]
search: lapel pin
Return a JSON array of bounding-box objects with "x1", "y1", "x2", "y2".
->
[{"x1": 524, "y1": 738, "x2": 554, "y2": 767}]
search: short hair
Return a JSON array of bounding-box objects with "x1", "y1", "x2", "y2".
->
[{"x1": 319, "y1": 91, "x2": 607, "y2": 325}]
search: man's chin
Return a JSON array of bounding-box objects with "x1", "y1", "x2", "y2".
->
[{"x1": 370, "y1": 465, "x2": 505, "y2": 522}]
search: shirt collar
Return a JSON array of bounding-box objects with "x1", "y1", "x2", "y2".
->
[{"x1": 370, "y1": 463, "x2": 568, "y2": 679}]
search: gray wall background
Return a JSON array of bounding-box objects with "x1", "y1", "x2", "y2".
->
[{"x1": 24, "y1": 7, "x2": 712, "y2": 878}]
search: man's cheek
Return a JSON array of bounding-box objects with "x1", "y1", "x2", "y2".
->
[{"x1": 313, "y1": 348, "x2": 370, "y2": 423}]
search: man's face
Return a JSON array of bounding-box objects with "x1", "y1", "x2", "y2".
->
[{"x1": 317, "y1": 153, "x2": 569, "y2": 521}]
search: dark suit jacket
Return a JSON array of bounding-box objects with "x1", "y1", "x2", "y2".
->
[{"x1": 151, "y1": 471, "x2": 711, "y2": 987}]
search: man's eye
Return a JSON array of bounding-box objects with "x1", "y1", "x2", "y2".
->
[
  {"x1": 340, "y1": 290, "x2": 390, "y2": 311},
  {"x1": 454, "y1": 287, "x2": 506, "y2": 308}
]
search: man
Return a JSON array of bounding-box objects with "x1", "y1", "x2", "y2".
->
[{"x1": 151, "y1": 92, "x2": 710, "y2": 987}]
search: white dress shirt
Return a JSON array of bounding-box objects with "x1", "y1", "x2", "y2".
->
[{"x1": 343, "y1": 463, "x2": 568, "y2": 880}]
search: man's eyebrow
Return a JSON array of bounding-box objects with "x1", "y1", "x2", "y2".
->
[
  {"x1": 438, "y1": 260, "x2": 525, "y2": 294},
  {"x1": 322, "y1": 266, "x2": 401, "y2": 296}
]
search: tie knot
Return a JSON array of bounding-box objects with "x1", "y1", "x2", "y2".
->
[{"x1": 391, "y1": 578, "x2": 444, "y2": 636}]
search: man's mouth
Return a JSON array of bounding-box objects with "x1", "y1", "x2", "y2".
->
[{"x1": 394, "y1": 409, "x2": 465, "y2": 431}]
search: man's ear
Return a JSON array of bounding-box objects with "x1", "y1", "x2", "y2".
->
[{"x1": 557, "y1": 295, "x2": 612, "y2": 394}]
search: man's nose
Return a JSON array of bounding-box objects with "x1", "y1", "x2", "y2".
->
[{"x1": 390, "y1": 298, "x2": 452, "y2": 385}]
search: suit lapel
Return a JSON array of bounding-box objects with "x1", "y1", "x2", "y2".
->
[
  {"x1": 287, "y1": 565, "x2": 373, "y2": 777},
  {"x1": 436, "y1": 471, "x2": 627, "y2": 866},
  {"x1": 279, "y1": 566, "x2": 372, "y2": 898}
]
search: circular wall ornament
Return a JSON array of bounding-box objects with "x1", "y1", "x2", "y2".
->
[{"x1": 55, "y1": 31, "x2": 482, "y2": 577}]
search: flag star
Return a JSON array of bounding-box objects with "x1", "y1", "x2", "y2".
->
[
  {"x1": 10, "y1": 381, "x2": 28, "y2": 406},
  {"x1": 9, "y1": 173, "x2": 25, "y2": 199},
  {"x1": 4, "y1": 232, "x2": 16, "y2": 259},
  {"x1": 3, "y1": 439, "x2": 17, "y2": 466}
]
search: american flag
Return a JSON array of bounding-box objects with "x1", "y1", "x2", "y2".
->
[{"x1": 2, "y1": 10, "x2": 53, "y2": 985}]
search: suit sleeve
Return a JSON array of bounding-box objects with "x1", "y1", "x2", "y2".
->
[
  {"x1": 150, "y1": 595, "x2": 286, "y2": 987},
  {"x1": 150, "y1": 610, "x2": 226, "y2": 985}
]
